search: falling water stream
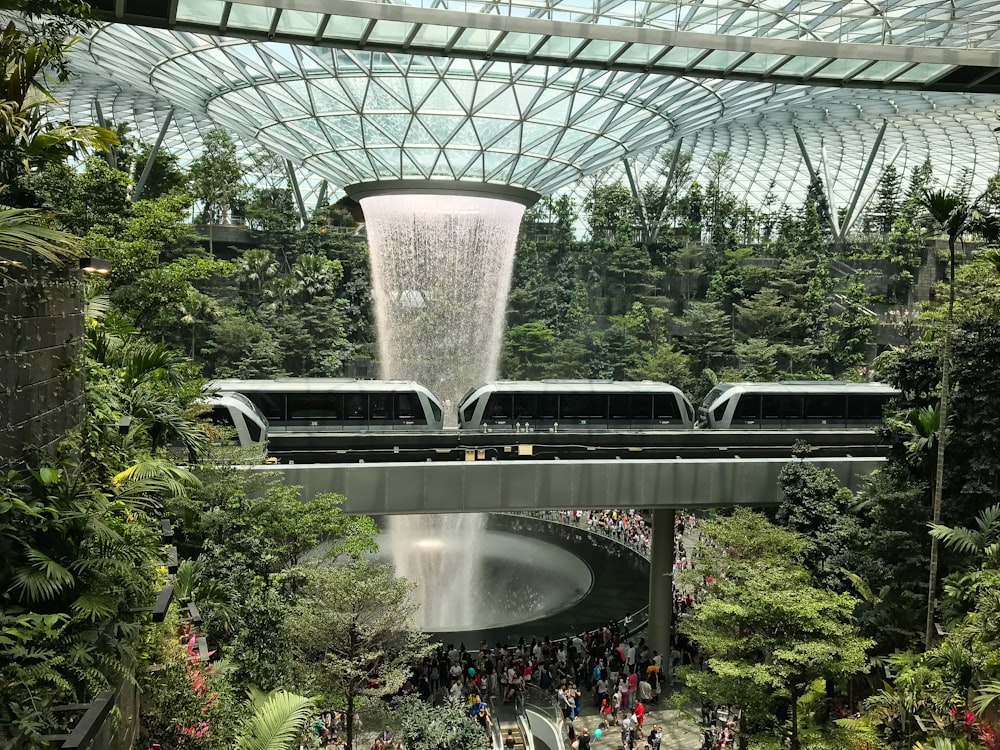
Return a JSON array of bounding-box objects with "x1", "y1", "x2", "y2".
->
[{"x1": 361, "y1": 192, "x2": 526, "y2": 630}]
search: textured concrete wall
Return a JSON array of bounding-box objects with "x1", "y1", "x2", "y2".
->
[{"x1": 0, "y1": 263, "x2": 85, "y2": 465}]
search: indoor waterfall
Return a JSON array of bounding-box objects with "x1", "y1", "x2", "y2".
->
[{"x1": 360, "y1": 191, "x2": 527, "y2": 631}]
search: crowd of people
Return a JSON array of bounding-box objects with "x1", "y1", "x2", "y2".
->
[{"x1": 304, "y1": 508, "x2": 743, "y2": 750}]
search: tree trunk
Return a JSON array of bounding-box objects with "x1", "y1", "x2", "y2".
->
[
  {"x1": 790, "y1": 686, "x2": 800, "y2": 750},
  {"x1": 925, "y1": 235, "x2": 955, "y2": 649},
  {"x1": 346, "y1": 693, "x2": 355, "y2": 750}
]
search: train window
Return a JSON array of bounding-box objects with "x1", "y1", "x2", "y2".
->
[
  {"x1": 513, "y1": 394, "x2": 536, "y2": 419},
  {"x1": 288, "y1": 393, "x2": 343, "y2": 420},
  {"x1": 561, "y1": 394, "x2": 606, "y2": 419},
  {"x1": 246, "y1": 392, "x2": 285, "y2": 421},
  {"x1": 630, "y1": 395, "x2": 653, "y2": 420},
  {"x1": 847, "y1": 394, "x2": 888, "y2": 420},
  {"x1": 762, "y1": 394, "x2": 803, "y2": 420},
  {"x1": 430, "y1": 399, "x2": 442, "y2": 424},
  {"x1": 733, "y1": 395, "x2": 761, "y2": 421},
  {"x1": 245, "y1": 415, "x2": 262, "y2": 443},
  {"x1": 609, "y1": 394, "x2": 629, "y2": 419},
  {"x1": 396, "y1": 392, "x2": 418, "y2": 420},
  {"x1": 345, "y1": 394, "x2": 368, "y2": 420},
  {"x1": 462, "y1": 401, "x2": 478, "y2": 424},
  {"x1": 653, "y1": 394, "x2": 682, "y2": 420},
  {"x1": 370, "y1": 394, "x2": 391, "y2": 420},
  {"x1": 486, "y1": 393, "x2": 513, "y2": 421},
  {"x1": 537, "y1": 393, "x2": 558, "y2": 420},
  {"x1": 208, "y1": 406, "x2": 235, "y2": 427},
  {"x1": 712, "y1": 401, "x2": 729, "y2": 423},
  {"x1": 804, "y1": 394, "x2": 844, "y2": 420}
]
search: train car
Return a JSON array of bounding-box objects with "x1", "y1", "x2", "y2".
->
[
  {"x1": 210, "y1": 378, "x2": 445, "y2": 432},
  {"x1": 699, "y1": 381, "x2": 900, "y2": 429},
  {"x1": 458, "y1": 380, "x2": 695, "y2": 431},
  {"x1": 203, "y1": 392, "x2": 269, "y2": 447}
]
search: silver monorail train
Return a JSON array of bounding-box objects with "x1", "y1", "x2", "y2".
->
[
  {"x1": 458, "y1": 380, "x2": 696, "y2": 431},
  {"x1": 699, "y1": 381, "x2": 900, "y2": 429},
  {"x1": 211, "y1": 378, "x2": 445, "y2": 433},
  {"x1": 203, "y1": 392, "x2": 269, "y2": 446}
]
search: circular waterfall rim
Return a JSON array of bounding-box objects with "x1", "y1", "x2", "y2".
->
[{"x1": 345, "y1": 179, "x2": 541, "y2": 207}]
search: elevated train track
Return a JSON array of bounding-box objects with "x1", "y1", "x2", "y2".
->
[{"x1": 267, "y1": 428, "x2": 888, "y2": 464}]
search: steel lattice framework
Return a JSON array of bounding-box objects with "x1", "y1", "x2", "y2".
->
[{"x1": 43, "y1": 0, "x2": 1000, "y2": 212}]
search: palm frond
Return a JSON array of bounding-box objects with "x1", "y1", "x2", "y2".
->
[
  {"x1": 0, "y1": 206, "x2": 80, "y2": 270},
  {"x1": 237, "y1": 690, "x2": 315, "y2": 750},
  {"x1": 929, "y1": 524, "x2": 982, "y2": 555},
  {"x1": 973, "y1": 680, "x2": 1000, "y2": 715}
]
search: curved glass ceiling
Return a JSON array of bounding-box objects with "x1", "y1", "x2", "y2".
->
[{"x1": 42, "y1": 0, "x2": 1000, "y2": 211}]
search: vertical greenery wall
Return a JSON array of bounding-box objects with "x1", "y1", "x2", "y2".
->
[{"x1": 0, "y1": 263, "x2": 84, "y2": 464}]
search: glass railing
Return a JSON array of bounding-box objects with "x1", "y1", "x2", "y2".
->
[{"x1": 517, "y1": 684, "x2": 567, "y2": 750}]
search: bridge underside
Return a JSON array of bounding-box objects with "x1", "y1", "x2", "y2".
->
[{"x1": 252, "y1": 455, "x2": 884, "y2": 514}]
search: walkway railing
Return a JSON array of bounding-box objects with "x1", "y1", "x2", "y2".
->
[{"x1": 501, "y1": 511, "x2": 651, "y2": 638}]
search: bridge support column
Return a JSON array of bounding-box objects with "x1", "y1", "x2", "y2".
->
[{"x1": 648, "y1": 508, "x2": 674, "y2": 692}]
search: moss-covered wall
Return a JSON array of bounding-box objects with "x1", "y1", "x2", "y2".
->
[{"x1": 0, "y1": 263, "x2": 85, "y2": 465}]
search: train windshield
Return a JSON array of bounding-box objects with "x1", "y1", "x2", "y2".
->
[{"x1": 701, "y1": 384, "x2": 733, "y2": 409}]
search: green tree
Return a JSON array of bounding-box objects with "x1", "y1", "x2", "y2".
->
[
  {"x1": 502, "y1": 322, "x2": 556, "y2": 378},
  {"x1": 285, "y1": 561, "x2": 435, "y2": 750},
  {"x1": 919, "y1": 188, "x2": 970, "y2": 649},
  {"x1": 395, "y1": 696, "x2": 490, "y2": 750},
  {"x1": 131, "y1": 142, "x2": 187, "y2": 200},
  {"x1": 189, "y1": 129, "x2": 247, "y2": 253},
  {"x1": 777, "y1": 457, "x2": 858, "y2": 586},
  {"x1": 680, "y1": 510, "x2": 872, "y2": 750}
]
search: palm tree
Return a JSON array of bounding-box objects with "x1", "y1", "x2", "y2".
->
[
  {"x1": 236, "y1": 689, "x2": 314, "y2": 750},
  {"x1": 918, "y1": 188, "x2": 970, "y2": 650}
]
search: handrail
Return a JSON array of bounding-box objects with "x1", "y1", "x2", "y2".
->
[
  {"x1": 487, "y1": 693, "x2": 503, "y2": 750},
  {"x1": 518, "y1": 684, "x2": 567, "y2": 750},
  {"x1": 514, "y1": 692, "x2": 535, "y2": 750}
]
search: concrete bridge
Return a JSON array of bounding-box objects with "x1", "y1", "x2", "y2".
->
[
  {"x1": 248, "y1": 452, "x2": 884, "y2": 678},
  {"x1": 248, "y1": 455, "x2": 885, "y2": 515}
]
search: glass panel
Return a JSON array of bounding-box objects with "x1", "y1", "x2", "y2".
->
[
  {"x1": 809, "y1": 57, "x2": 872, "y2": 80},
  {"x1": 769, "y1": 55, "x2": 832, "y2": 77},
  {"x1": 276, "y1": 10, "x2": 321, "y2": 35},
  {"x1": 288, "y1": 393, "x2": 343, "y2": 420},
  {"x1": 461, "y1": 27, "x2": 500, "y2": 51},
  {"x1": 630, "y1": 394, "x2": 653, "y2": 420},
  {"x1": 534, "y1": 35, "x2": 577, "y2": 58},
  {"x1": 892, "y1": 63, "x2": 952, "y2": 83},
  {"x1": 851, "y1": 60, "x2": 913, "y2": 81},
  {"x1": 695, "y1": 49, "x2": 747, "y2": 71},
  {"x1": 654, "y1": 394, "x2": 682, "y2": 420},
  {"x1": 615, "y1": 43, "x2": 667, "y2": 65},
  {"x1": 575, "y1": 40, "x2": 628, "y2": 62},
  {"x1": 652, "y1": 46, "x2": 706, "y2": 68},
  {"x1": 227, "y1": 3, "x2": 273, "y2": 30},
  {"x1": 370, "y1": 394, "x2": 391, "y2": 420},
  {"x1": 396, "y1": 392, "x2": 425, "y2": 422},
  {"x1": 732, "y1": 53, "x2": 789, "y2": 74},
  {"x1": 486, "y1": 393, "x2": 513, "y2": 420},
  {"x1": 246, "y1": 393, "x2": 285, "y2": 421},
  {"x1": 733, "y1": 395, "x2": 761, "y2": 421},
  {"x1": 803, "y1": 394, "x2": 844, "y2": 419},
  {"x1": 513, "y1": 393, "x2": 536, "y2": 419},
  {"x1": 323, "y1": 16, "x2": 371, "y2": 40},
  {"x1": 495, "y1": 32, "x2": 545, "y2": 55},
  {"x1": 368, "y1": 20, "x2": 415, "y2": 45},
  {"x1": 537, "y1": 394, "x2": 558, "y2": 419},
  {"x1": 410, "y1": 24, "x2": 458, "y2": 47},
  {"x1": 176, "y1": 0, "x2": 225, "y2": 23},
  {"x1": 609, "y1": 394, "x2": 629, "y2": 419},
  {"x1": 345, "y1": 393, "x2": 368, "y2": 420}
]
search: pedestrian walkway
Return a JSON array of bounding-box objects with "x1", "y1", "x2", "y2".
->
[{"x1": 567, "y1": 699, "x2": 702, "y2": 750}]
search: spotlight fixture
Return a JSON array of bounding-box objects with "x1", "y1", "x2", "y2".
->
[{"x1": 79, "y1": 256, "x2": 112, "y2": 274}]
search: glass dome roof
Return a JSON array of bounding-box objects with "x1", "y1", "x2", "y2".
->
[{"x1": 44, "y1": 0, "x2": 1000, "y2": 208}]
